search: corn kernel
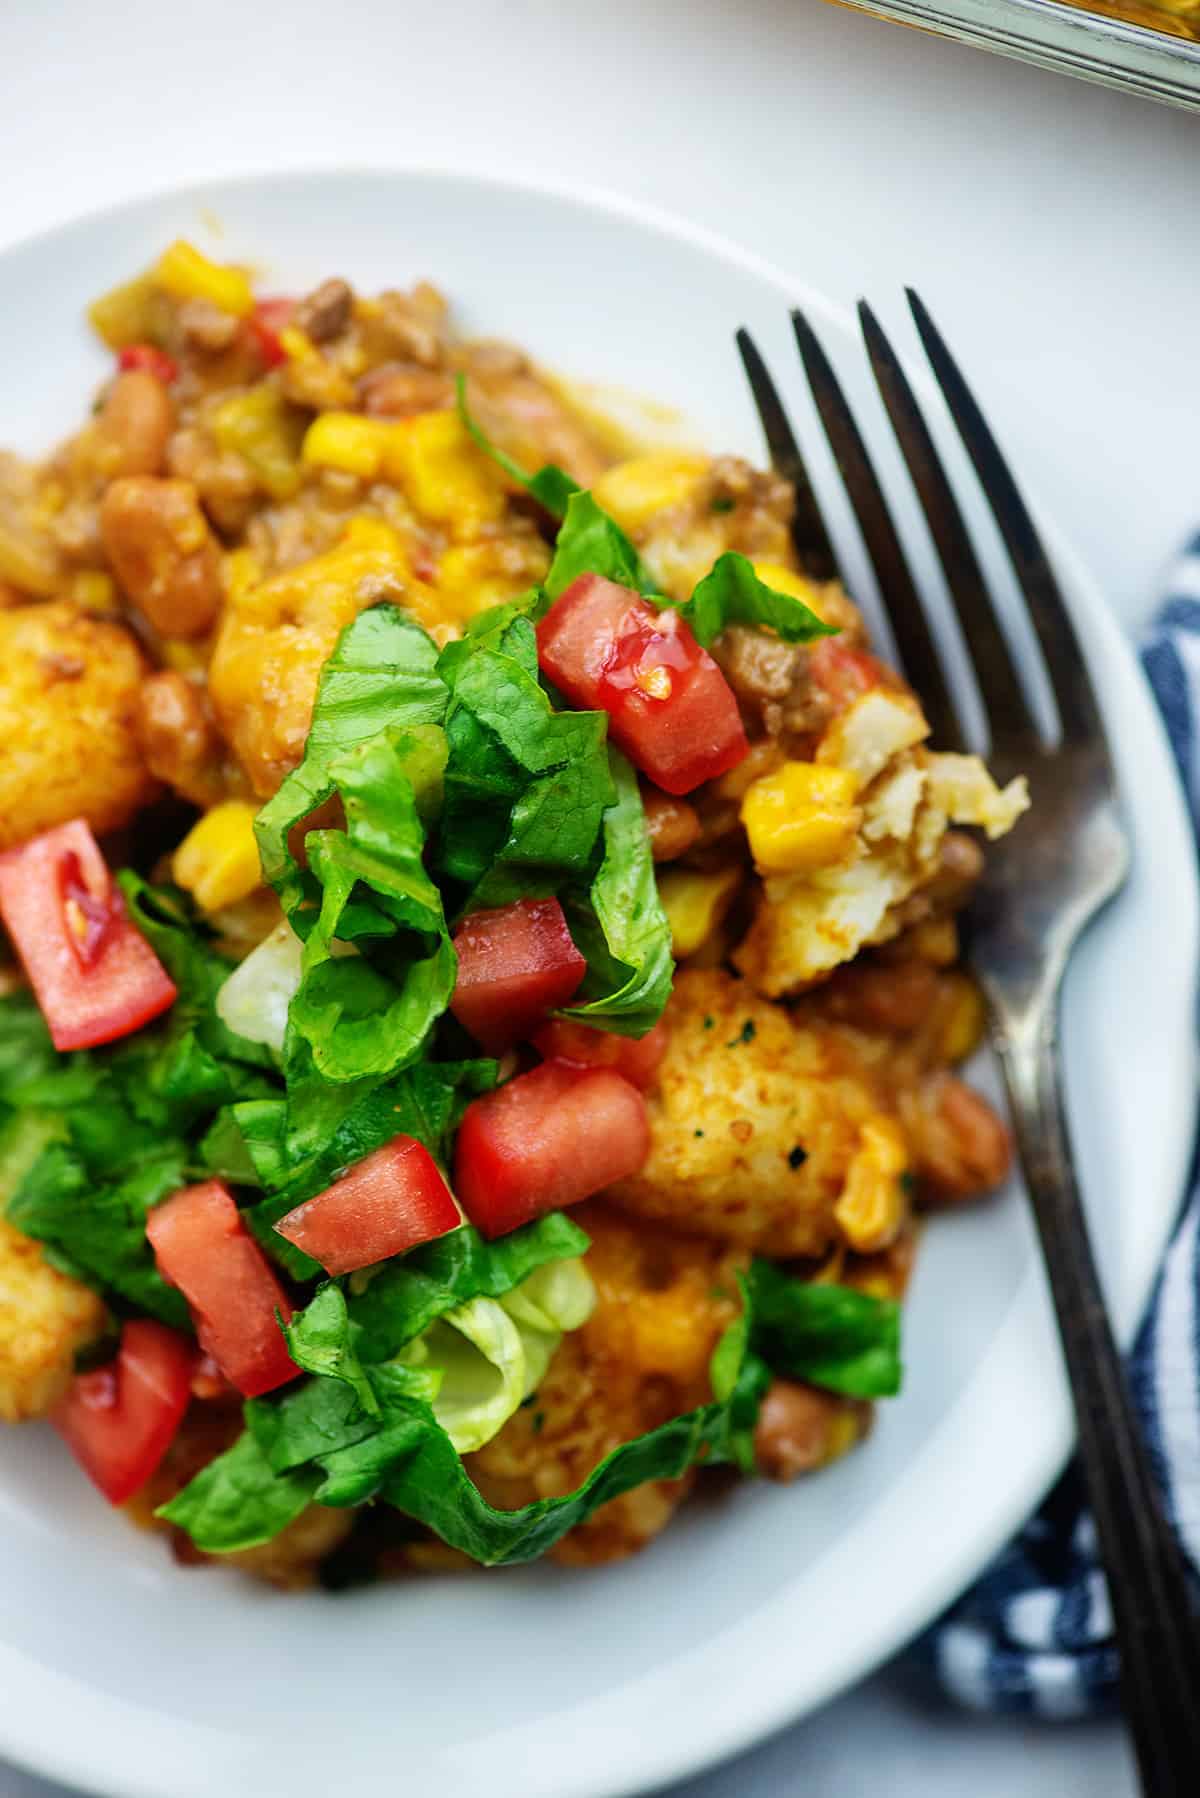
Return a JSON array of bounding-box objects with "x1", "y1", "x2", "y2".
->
[
  {"x1": 824, "y1": 1405, "x2": 865, "y2": 1464},
  {"x1": 741, "y1": 760, "x2": 861, "y2": 875},
  {"x1": 213, "y1": 388, "x2": 305, "y2": 501},
  {"x1": 278, "y1": 325, "x2": 318, "y2": 363},
  {"x1": 935, "y1": 971, "x2": 987, "y2": 1065},
  {"x1": 751, "y1": 560, "x2": 826, "y2": 615},
  {"x1": 591, "y1": 453, "x2": 709, "y2": 533},
  {"x1": 436, "y1": 540, "x2": 550, "y2": 622},
  {"x1": 67, "y1": 569, "x2": 116, "y2": 613},
  {"x1": 222, "y1": 547, "x2": 263, "y2": 605},
  {"x1": 173, "y1": 801, "x2": 264, "y2": 913},
  {"x1": 657, "y1": 865, "x2": 742, "y2": 959},
  {"x1": 301, "y1": 412, "x2": 394, "y2": 479},
  {"x1": 88, "y1": 273, "x2": 171, "y2": 350},
  {"x1": 161, "y1": 640, "x2": 208, "y2": 675},
  {"x1": 381, "y1": 410, "x2": 506, "y2": 531},
  {"x1": 834, "y1": 1116, "x2": 910, "y2": 1253},
  {"x1": 154, "y1": 240, "x2": 254, "y2": 317}
]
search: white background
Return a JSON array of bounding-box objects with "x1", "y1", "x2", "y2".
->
[{"x1": 2, "y1": 0, "x2": 1196, "y2": 1792}]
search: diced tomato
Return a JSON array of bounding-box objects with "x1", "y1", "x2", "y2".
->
[
  {"x1": 532, "y1": 1016, "x2": 669, "y2": 1090},
  {"x1": 146, "y1": 1181, "x2": 297, "y2": 1398},
  {"x1": 52, "y1": 1320, "x2": 194, "y2": 1505},
  {"x1": 248, "y1": 297, "x2": 294, "y2": 368},
  {"x1": 0, "y1": 820, "x2": 177, "y2": 1051},
  {"x1": 450, "y1": 897, "x2": 587, "y2": 1054},
  {"x1": 454, "y1": 1061, "x2": 650, "y2": 1238},
  {"x1": 117, "y1": 343, "x2": 178, "y2": 383},
  {"x1": 537, "y1": 575, "x2": 748, "y2": 795},
  {"x1": 809, "y1": 638, "x2": 888, "y2": 712},
  {"x1": 274, "y1": 1135, "x2": 461, "y2": 1276}
]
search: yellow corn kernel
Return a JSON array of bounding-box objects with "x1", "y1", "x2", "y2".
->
[
  {"x1": 741, "y1": 760, "x2": 861, "y2": 875},
  {"x1": 213, "y1": 388, "x2": 306, "y2": 501},
  {"x1": 301, "y1": 412, "x2": 394, "y2": 479},
  {"x1": 823, "y1": 1404, "x2": 866, "y2": 1465},
  {"x1": 751, "y1": 560, "x2": 826, "y2": 614},
  {"x1": 173, "y1": 802, "x2": 263, "y2": 913},
  {"x1": 591, "y1": 453, "x2": 710, "y2": 533},
  {"x1": 436, "y1": 541, "x2": 550, "y2": 622},
  {"x1": 834, "y1": 1116, "x2": 910, "y2": 1253},
  {"x1": 222, "y1": 547, "x2": 263, "y2": 605},
  {"x1": 161, "y1": 639, "x2": 209, "y2": 675},
  {"x1": 88, "y1": 274, "x2": 171, "y2": 350},
  {"x1": 935, "y1": 971, "x2": 987, "y2": 1065},
  {"x1": 657, "y1": 865, "x2": 742, "y2": 959},
  {"x1": 381, "y1": 410, "x2": 506, "y2": 532},
  {"x1": 278, "y1": 325, "x2": 318, "y2": 363},
  {"x1": 67, "y1": 569, "x2": 117, "y2": 613},
  {"x1": 154, "y1": 240, "x2": 254, "y2": 317}
]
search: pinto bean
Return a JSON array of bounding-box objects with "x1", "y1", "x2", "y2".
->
[
  {"x1": 97, "y1": 369, "x2": 173, "y2": 477},
  {"x1": 902, "y1": 1072, "x2": 1012, "y2": 1200},
  {"x1": 101, "y1": 476, "x2": 222, "y2": 638},
  {"x1": 293, "y1": 278, "x2": 353, "y2": 343},
  {"x1": 134, "y1": 669, "x2": 222, "y2": 807},
  {"x1": 358, "y1": 362, "x2": 454, "y2": 417},
  {"x1": 753, "y1": 1379, "x2": 867, "y2": 1481},
  {"x1": 642, "y1": 786, "x2": 702, "y2": 862}
]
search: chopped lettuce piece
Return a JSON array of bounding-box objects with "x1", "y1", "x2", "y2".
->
[
  {"x1": 545, "y1": 489, "x2": 661, "y2": 600},
  {"x1": 742, "y1": 1259, "x2": 902, "y2": 1399},
  {"x1": 676, "y1": 552, "x2": 836, "y2": 648},
  {"x1": 156, "y1": 1428, "x2": 321, "y2": 1554},
  {"x1": 560, "y1": 747, "x2": 674, "y2": 1036}
]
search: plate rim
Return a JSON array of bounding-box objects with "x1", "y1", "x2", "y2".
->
[{"x1": 0, "y1": 161, "x2": 1195, "y2": 1798}]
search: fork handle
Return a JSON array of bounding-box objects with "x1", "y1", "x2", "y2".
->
[{"x1": 997, "y1": 996, "x2": 1200, "y2": 1793}]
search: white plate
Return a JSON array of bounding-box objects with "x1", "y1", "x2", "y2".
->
[{"x1": 0, "y1": 169, "x2": 1195, "y2": 1798}]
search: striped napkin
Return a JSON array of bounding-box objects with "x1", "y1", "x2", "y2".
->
[{"x1": 922, "y1": 542, "x2": 1200, "y2": 1717}]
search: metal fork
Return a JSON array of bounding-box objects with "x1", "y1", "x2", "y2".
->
[{"x1": 737, "y1": 297, "x2": 1200, "y2": 1792}]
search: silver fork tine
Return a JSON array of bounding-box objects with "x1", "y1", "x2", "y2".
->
[
  {"x1": 735, "y1": 327, "x2": 840, "y2": 584},
  {"x1": 790, "y1": 307, "x2": 964, "y2": 754},
  {"x1": 857, "y1": 299, "x2": 1035, "y2": 754},
  {"x1": 906, "y1": 289, "x2": 1104, "y2": 748}
]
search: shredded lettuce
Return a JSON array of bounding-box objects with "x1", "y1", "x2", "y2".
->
[
  {"x1": 161, "y1": 1257, "x2": 900, "y2": 1564},
  {"x1": 560, "y1": 747, "x2": 674, "y2": 1036},
  {"x1": 678, "y1": 551, "x2": 836, "y2": 648}
]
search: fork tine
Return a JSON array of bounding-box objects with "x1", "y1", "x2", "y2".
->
[
  {"x1": 857, "y1": 300, "x2": 1035, "y2": 751},
  {"x1": 735, "y1": 327, "x2": 840, "y2": 583},
  {"x1": 790, "y1": 307, "x2": 965, "y2": 753},
  {"x1": 906, "y1": 289, "x2": 1103, "y2": 746}
]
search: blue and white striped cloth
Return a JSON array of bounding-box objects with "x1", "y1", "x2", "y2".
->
[{"x1": 923, "y1": 537, "x2": 1200, "y2": 1717}]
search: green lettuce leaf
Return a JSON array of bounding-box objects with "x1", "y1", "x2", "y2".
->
[
  {"x1": 545, "y1": 489, "x2": 660, "y2": 600},
  {"x1": 455, "y1": 375, "x2": 579, "y2": 520},
  {"x1": 743, "y1": 1260, "x2": 902, "y2": 1398},
  {"x1": 7, "y1": 1141, "x2": 191, "y2": 1328},
  {"x1": 676, "y1": 551, "x2": 837, "y2": 648},
  {"x1": 436, "y1": 619, "x2": 614, "y2": 910},
  {"x1": 251, "y1": 606, "x2": 455, "y2": 1087},
  {"x1": 163, "y1": 1256, "x2": 903, "y2": 1564},
  {"x1": 560, "y1": 747, "x2": 674, "y2": 1036},
  {"x1": 397, "y1": 1253, "x2": 594, "y2": 1453},
  {"x1": 156, "y1": 1428, "x2": 321, "y2": 1554}
]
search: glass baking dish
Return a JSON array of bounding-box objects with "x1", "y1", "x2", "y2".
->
[{"x1": 836, "y1": 0, "x2": 1200, "y2": 108}]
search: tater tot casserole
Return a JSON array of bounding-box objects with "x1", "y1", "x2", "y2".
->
[{"x1": 0, "y1": 242, "x2": 1027, "y2": 1584}]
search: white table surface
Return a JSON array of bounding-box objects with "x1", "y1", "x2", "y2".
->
[{"x1": 2, "y1": 0, "x2": 1196, "y2": 1792}]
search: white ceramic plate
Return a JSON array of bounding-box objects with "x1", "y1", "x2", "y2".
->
[{"x1": 0, "y1": 169, "x2": 1195, "y2": 1798}]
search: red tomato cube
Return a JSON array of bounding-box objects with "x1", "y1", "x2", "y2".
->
[
  {"x1": 0, "y1": 819, "x2": 177, "y2": 1051},
  {"x1": 274, "y1": 1135, "x2": 461, "y2": 1276},
  {"x1": 146, "y1": 1181, "x2": 297, "y2": 1398},
  {"x1": 450, "y1": 897, "x2": 587, "y2": 1054},
  {"x1": 537, "y1": 575, "x2": 748, "y2": 795},
  {"x1": 532, "y1": 1016, "x2": 669, "y2": 1090},
  {"x1": 808, "y1": 638, "x2": 888, "y2": 712},
  {"x1": 116, "y1": 344, "x2": 178, "y2": 383},
  {"x1": 454, "y1": 1061, "x2": 650, "y2": 1238},
  {"x1": 52, "y1": 1320, "x2": 195, "y2": 1505}
]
